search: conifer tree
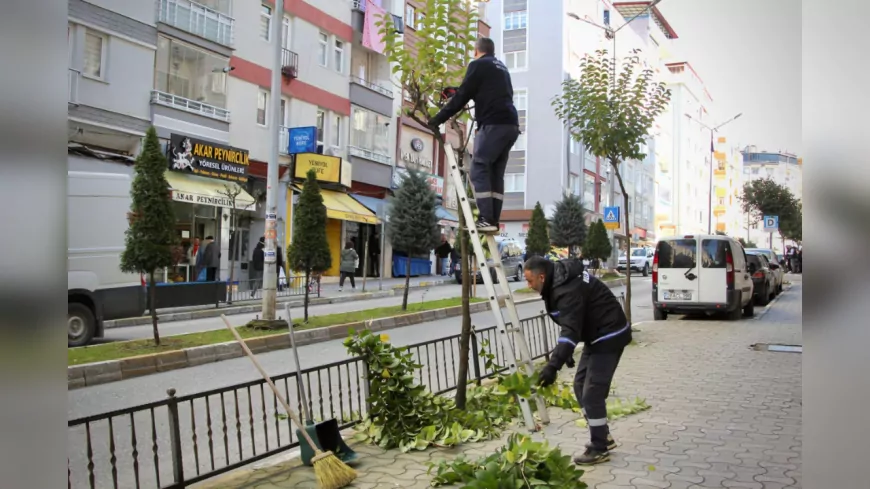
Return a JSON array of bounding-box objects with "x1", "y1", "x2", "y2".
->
[
  {"x1": 287, "y1": 169, "x2": 332, "y2": 321},
  {"x1": 549, "y1": 192, "x2": 587, "y2": 257},
  {"x1": 525, "y1": 202, "x2": 551, "y2": 258}
]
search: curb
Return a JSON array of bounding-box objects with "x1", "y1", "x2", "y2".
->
[
  {"x1": 105, "y1": 280, "x2": 456, "y2": 329},
  {"x1": 69, "y1": 300, "x2": 494, "y2": 390}
]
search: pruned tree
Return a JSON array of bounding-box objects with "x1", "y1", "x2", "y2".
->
[
  {"x1": 287, "y1": 169, "x2": 332, "y2": 322},
  {"x1": 387, "y1": 168, "x2": 440, "y2": 310},
  {"x1": 525, "y1": 202, "x2": 551, "y2": 258},
  {"x1": 739, "y1": 178, "x2": 801, "y2": 249},
  {"x1": 584, "y1": 220, "x2": 612, "y2": 276},
  {"x1": 120, "y1": 126, "x2": 177, "y2": 346},
  {"x1": 738, "y1": 237, "x2": 758, "y2": 249},
  {"x1": 380, "y1": 0, "x2": 480, "y2": 407},
  {"x1": 549, "y1": 191, "x2": 587, "y2": 257},
  {"x1": 552, "y1": 49, "x2": 671, "y2": 324}
]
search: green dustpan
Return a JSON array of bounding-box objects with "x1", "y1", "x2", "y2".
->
[{"x1": 286, "y1": 304, "x2": 358, "y2": 467}]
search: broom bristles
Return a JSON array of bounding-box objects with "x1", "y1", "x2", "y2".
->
[{"x1": 312, "y1": 450, "x2": 357, "y2": 489}]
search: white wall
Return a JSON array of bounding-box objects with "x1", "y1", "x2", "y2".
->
[
  {"x1": 85, "y1": 0, "x2": 156, "y2": 25},
  {"x1": 69, "y1": 22, "x2": 154, "y2": 122},
  {"x1": 293, "y1": 20, "x2": 351, "y2": 99}
]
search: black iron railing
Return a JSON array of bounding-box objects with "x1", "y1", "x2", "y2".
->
[
  {"x1": 67, "y1": 312, "x2": 564, "y2": 488},
  {"x1": 225, "y1": 277, "x2": 316, "y2": 305}
]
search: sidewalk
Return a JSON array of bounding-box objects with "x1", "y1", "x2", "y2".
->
[
  {"x1": 106, "y1": 275, "x2": 456, "y2": 328},
  {"x1": 195, "y1": 284, "x2": 802, "y2": 489}
]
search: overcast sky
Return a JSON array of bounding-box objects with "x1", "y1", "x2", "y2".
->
[{"x1": 656, "y1": 0, "x2": 801, "y2": 155}]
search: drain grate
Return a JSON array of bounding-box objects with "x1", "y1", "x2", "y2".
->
[{"x1": 751, "y1": 343, "x2": 802, "y2": 353}]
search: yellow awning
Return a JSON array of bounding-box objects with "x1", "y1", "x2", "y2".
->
[
  {"x1": 293, "y1": 186, "x2": 379, "y2": 224},
  {"x1": 165, "y1": 171, "x2": 256, "y2": 210}
]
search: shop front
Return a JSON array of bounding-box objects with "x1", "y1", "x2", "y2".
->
[
  {"x1": 164, "y1": 133, "x2": 254, "y2": 284},
  {"x1": 288, "y1": 152, "x2": 379, "y2": 279}
]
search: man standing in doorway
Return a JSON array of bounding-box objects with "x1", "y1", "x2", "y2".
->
[
  {"x1": 428, "y1": 37, "x2": 519, "y2": 234},
  {"x1": 435, "y1": 235, "x2": 453, "y2": 276},
  {"x1": 523, "y1": 256, "x2": 631, "y2": 465},
  {"x1": 202, "y1": 236, "x2": 220, "y2": 282}
]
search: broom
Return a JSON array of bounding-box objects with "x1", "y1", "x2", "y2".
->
[{"x1": 220, "y1": 314, "x2": 357, "y2": 489}]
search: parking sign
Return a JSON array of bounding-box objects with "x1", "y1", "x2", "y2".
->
[{"x1": 763, "y1": 215, "x2": 778, "y2": 232}]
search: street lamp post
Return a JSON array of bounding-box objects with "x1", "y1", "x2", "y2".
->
[{"x1": 684, "y1": 112, "x2": 742, "y2": 234}]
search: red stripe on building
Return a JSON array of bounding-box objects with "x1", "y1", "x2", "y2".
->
[
  {"x1": 230, "y1": 56, "x2": 351, "y2": 116},
  {"x1": 264, "y1": 0, "x2": 353, "y2": 41}
]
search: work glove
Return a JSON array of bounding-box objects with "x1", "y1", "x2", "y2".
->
[
  {"x1": 550, "y1": 341, "x2": 576, "y2": 370},
  {"x1": 537, "y1": 365, "x2": 558, "y2": 387}
]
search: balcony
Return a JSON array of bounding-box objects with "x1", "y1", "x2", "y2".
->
[
  {"x1": 157, "y1": 0, "x2": 234, "y2": 47},
  {"x1": 151, "y1": 90, "x2": 230, "y2": 122},
  {"x1": 350, "y1": 76, "x2": 393, "y2": 98},
  {"x1": 68, "y1": 68, "x2": 81, "y2": 105},
  {"x1": 348, "y1": 145, "x2": 391, "y2": 165},
  {"x1": 713, "y1": 205, "x2": 727, "y2": 216},
  {"x1": 349, "y1": 77, "x2": 394, "y2": 116},
  {"x1": 281, "y1": 48, "x2": 299, "y2": 79}
]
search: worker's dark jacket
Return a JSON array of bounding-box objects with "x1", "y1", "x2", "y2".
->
[
  {"x1": 430, "y1": 54, "x2": 518, "y2": 128},
  {"x1": 540, "y1": 259, "x2": 631, "y2": 353}
]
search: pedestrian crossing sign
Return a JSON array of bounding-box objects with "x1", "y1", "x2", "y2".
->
[{"x1": 603, "y1": 206, "x2": 620, "y2": 230}]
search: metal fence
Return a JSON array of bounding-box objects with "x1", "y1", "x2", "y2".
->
[
  {"x1": 68, "y1": 313, "x2": 561, "y2": 489},
  {"x1": 224, "y1": 277, "x2": 316, "y2": 305}
]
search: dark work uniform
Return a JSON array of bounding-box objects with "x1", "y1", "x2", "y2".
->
[
  {"x1": 430, "y1": 53, "x2": 519, "y2": 226},
  {"x1": 539, "y1": 259, "x2": 631, "y2": 452}
]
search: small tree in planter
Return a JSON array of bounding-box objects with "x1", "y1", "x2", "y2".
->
[
  {"x1": 549, "y1": 192, "x2": 587, "y2": 258},
  {"x1": 552, "y1": 49, "x2": 671, "y2": 323},
  {"x1": 584, "y1": 220, "x2": 612, "y2": 276},
  {"x1": 287, "y1": 169, "x2": 332, "y2": 322},
  {"x1": 387, "y1": 169, "x2": 440, "y2": 310},
  {"x1": 120, "y1": 126, "x2": 177, "y2": 346},
  {"x1": 525, "y1": 202, "x2": 551, "y2": 259}
]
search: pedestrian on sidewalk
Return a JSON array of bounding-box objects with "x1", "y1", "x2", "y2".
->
[
  {"x1": 339, "y1": 240, "x2": 358, "y2": 292},
  {"x1": 435, "y1": 235, "x2": 453, "y2": 276},
  {"x1": 202, "y1": 236, "x2": 220, "y2": 282},
  {"x1": 370, "y1": 232, "x2": 381, "y2": 277},
  {"x1": 250, "y1": 237, "x2": 265, "y2": 297},
  {"x1": 428, "y1": 37, "x2": 519, "y2": 234},
  {"x1": 523, "y1": 255, "x2": 631, "y2": 466}
]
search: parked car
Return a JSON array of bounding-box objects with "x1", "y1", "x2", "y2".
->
[
  {"x1": 746, "y1": 252, "x2": 776, "y2": 306},
  {"x1": 745, "y1": 248, "x2": 784, "y2": 294},
  {"x1": 618, "y1": 247, "x2": 655, "y2": 276},
  {"x1": 651, "y1": 234, "x2": 754, "y2": 321},
  {"x1": 455, "y1": 238, "x2": 525, "y2": 284}
]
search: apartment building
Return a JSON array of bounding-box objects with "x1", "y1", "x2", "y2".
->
[{"x1": 711, "y1": 136, "x2": 745, "y2": 237}]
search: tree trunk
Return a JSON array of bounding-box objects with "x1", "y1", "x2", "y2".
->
[
  {"x1": 612, "y1": 161, "x2": 632, "y2": 325},
  {"x1": 303, "y1": 268, "x2": 310, "y2": 322},
  {"x1": 149, "y1": 271, "x2": 161, "y2": 346},
  {"x1": 362, "y1": 227, "x2": 370, "y2": 292},
  {"x1": 402, "y1": 255, "x2": 411, "y2": 310},
  {"x1": 455, "y1": 213, "x2": 472, "y2": 409}
]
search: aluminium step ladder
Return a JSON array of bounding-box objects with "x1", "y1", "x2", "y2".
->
[{"x1": 444, "y1": 142, "x2": 550, "y2": 431}]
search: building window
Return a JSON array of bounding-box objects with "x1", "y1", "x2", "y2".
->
[
  {"x1": 504, "y1": 51, "x2": 527, "y2": 71},
  {"x1": 513, "y1": 131, "x2": 527, "y2": 151},
  {"x1": 257, "y1": 90, "x2": 268, "y2": 126},
  {"x1": 83, "y1": 29, "x2": 107, "y2": 79},
  {"x1": 583, "y1": 173, "x2": 596, "y2": 210},
  {"x1": 155, "y1": 35, "x2": 229, "y2": 108},
  {"x1": 351, "y1": 107, "x2": 390, "y2": 157},
  {"x1": 333, "y1": 39, "x2": 344, "y2": 73},
  {"x1": 570, "y1": 138, "x2": 581, "y2": 154},
  {"x1": 504, "y1": 10, "x2": 527, "y2": 30},
  {"x1": 330, "y1": 114, "x2": 341, "y2": 148},
  {"x1": 280, "y1": 99, "x2": 287, "y2": 126},
  {"x1": 512, "y1": 89, "x2": 527, "y2": 111},
  {"x1": 405, "y1": 5, "x2": 416, "y2": 30},
  {"x1": 505, "y1": 173, "x2": 525, "y2": 193},
  {"x1": 569, "y1": 174, "x2": 581, "y2": 195},
  {"x1": 416, "y1": 12, "x2": 425, "y2": 29},
  {"x1": 260, "y1": 5, "x2": 272, "y2": 41},
  {"x1": 584, "y1": 151, "x2": 596, "y2": 172},
  {"x1": 315, "y1": 110, "x2": 325, "y2": 146},
  {"x1": 317, "y1": 32, "x2": 328, "y2": 67},
  {"x1": 282, "y1": 17, "x2": 291, "y2": 48}
]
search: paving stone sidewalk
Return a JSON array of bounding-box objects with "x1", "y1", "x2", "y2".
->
[{"x1": 195, "y1": 286, "x2": 802, "y2": 489}]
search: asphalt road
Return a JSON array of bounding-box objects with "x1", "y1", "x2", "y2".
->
[
  {"x1": 67, "y1": 278, "x2": 653, "y2": 489},
  {"x1": 102, "y1": 280, "x2": 529, "y2": 342}
]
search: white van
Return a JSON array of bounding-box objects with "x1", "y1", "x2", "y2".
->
[
  {"x1": 651, "y1": 234, "x2": 755, "y2": 321},
  {"x1": 68, "y1": 171, "x2": 145, "y2": 346}
]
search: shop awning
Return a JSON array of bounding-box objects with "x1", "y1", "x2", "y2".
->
[
  {"x1": 436, "y1": 205, "x2": 458, "y2": 226},
  {"x1": 165, "y1": 171, "x2": 256, "y2": 210},
  {"x1": 350, "y1": 193, "x2": 387, "y2": 217},
  {"x1": 298, "y1": 187, "x2": 380, "y2": 224}
]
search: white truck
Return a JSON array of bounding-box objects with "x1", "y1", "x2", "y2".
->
[{"x1": 68, "y1": 171, "x2": 145, "y2": 346}]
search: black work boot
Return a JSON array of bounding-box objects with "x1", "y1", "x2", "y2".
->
[
  {"x1": 606, "y1": 433, "x2": 618, "y2": 451},
  {"x1": 573, "y1": 447, "x2": 610, "y2": 466}
]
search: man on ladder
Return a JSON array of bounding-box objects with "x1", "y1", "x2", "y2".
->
[
  {"x1": 523, "y1": 255, "x2": 632, "y2": 465},
  {"x1": 428, "y1": 37, "x2": 519, "y2": 234}
]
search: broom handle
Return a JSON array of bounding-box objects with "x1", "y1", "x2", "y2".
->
[
  {"x1": 285, "y1": 302, "x2": 314, "y2": 424},
  {"x1": 219, "y1": 315, "x2": 321, "y2": 453}
]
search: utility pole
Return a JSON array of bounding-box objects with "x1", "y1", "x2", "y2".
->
[{"x1": 261, "y1": 0, "x2": 284, "y2": 321}]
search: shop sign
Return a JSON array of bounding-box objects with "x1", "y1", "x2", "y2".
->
[
  {"x1": 171, "y1": 191, "x2": 253, "y2": 210},
  {"x1": 168, "y1": 134, "x2": 249, "y2": 183},
  {"x1": 399, "y1": 127, "x2": 434, "y2": 171},
  {"x1": 295, "y1": 153, "x2": 341, "y2": 183},
  {"x1": 392, "y1": 167, "x2": 443, "y2": 196},
  {"x1": 287, "y1": 126, "x2": 318, "y2": 154}
]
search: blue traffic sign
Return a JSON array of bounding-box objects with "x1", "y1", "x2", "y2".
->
[
  {"x1": 287, "y1": 126, "x2": 317, "y2": 154},
  {"x1": 603, "y1": 206, "x2": 620, "y2": 230},
  {"x1": 763, "y1": 215, "x2": 779, "y2": 232}
]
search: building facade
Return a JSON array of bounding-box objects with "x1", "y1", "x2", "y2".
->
[{"x1": 741, "y1": 146, "x2": 803, "y2": 250}]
